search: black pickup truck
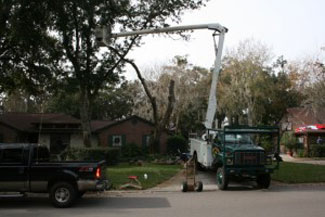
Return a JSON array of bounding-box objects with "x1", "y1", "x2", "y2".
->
[{"x1": 0, "y1": 143, "x2": 110, "y2": 208}]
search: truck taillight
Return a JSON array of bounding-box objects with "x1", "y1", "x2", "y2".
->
[{"x1": 96, "y1": 167, "x2": 101, "y2": 179}]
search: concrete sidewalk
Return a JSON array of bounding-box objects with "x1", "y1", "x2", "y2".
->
[{"x1": 281, "y1": 154, "x2": 325, "y2": 165}]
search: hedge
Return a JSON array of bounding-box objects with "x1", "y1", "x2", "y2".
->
[
  {"x1": 121, "y1": 143, "x2": 148, "y2": 159},
  {"x1": 66, "y1": 147, "x2": 120, "y2": 165},
  {"x1": 310, "y1": 144, "x2": 325, "y2": 157},
  {"x1": 167, "y1": 135, "x2": 188, "y2": 155}
]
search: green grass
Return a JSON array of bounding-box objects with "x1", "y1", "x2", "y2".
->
[
  {"x1": 106, "y1": 163, "x2": 182, "y2": 190},
  {"x1": 272, "y1": 162, "x2": 325, "y2": 183}
]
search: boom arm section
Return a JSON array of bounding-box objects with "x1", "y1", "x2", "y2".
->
[
  {"x1": 96, "y1": 23, "x2": 227, "y2": 130},
  {"x1": 204, "y1": 31, "x2": 226, "y2": 129}
]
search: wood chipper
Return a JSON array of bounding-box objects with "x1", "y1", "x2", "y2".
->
[{"x1": 182, "y1": 155, "x2": 203, "y2": 192}]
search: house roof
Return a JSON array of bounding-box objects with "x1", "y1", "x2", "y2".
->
[
  {"x1": 0, "y1": 113, "x2": 155, "y2": 133},
  {"x1": 286, "y1": 107, "x2": 325, "y2": 126},
  {"x1": 90, "y1": 120, "x2": 116, "y2": 132},
  {"x1": 93, "y1": 115, "x2": 155, "y2": 132},
  {"x1": 0, "y1": 112, "x2": 80, "y2": 132}
]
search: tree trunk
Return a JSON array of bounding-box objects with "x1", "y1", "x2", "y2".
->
[
  {"x1": 152, "y1": 80, "x2": 176, "y2": 153},
  {"x1": 216, "y1": 112, "x2": 225, "y2": 128},
  {"x1": 107, "y1": 47, "x2": 176, "y2": 153},
  {"x1": 152, "y1": 126, "x2": 162, "y2": 153},
  {"x1": 79, "y1": 88, "x2": 92, "y2": 147},
  {"x1": 175, "y1": 114, "x2": 180, "y2": 134},
  {"x1": 247, "y1": 106, "x2": 253, "y2": 126}
]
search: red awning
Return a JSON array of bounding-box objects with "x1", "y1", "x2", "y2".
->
[{"x1": 295, "y1": 124, "x2": 325, "y2": 133}]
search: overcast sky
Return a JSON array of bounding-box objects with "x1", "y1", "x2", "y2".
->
[{"x1": 124, "y1": 0, "x2": 325, "y2": 79}]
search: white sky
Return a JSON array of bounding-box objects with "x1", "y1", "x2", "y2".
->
[{"x1": 124, "y1": 0, "x2": 325, "y2": 80}]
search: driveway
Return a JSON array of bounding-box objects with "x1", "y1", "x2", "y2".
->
[
  {"x1": 1, "y1": 185, "x2": 325, "y2": 217},
  {"x1": 152, "y1": 170, "x2": 268, "y2": 192}
]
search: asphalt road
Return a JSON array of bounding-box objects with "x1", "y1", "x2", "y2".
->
[{"x1": 1, "y1": 184, "x2": 325, "y2": 217}]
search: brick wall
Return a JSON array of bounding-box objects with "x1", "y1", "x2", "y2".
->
[{"x1": 97, "y1": 118, "x2": 168, "y2": 153}]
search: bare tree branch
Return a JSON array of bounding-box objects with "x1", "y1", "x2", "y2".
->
[{"x1": 109, "y1": 45, "x2": 159, "y2": 125}]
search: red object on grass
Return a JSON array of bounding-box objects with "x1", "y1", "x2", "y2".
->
[{"x1": 128, "y1": 176, "x2": 138, "y2": 180}]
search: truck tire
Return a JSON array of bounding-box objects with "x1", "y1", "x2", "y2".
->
[
  {"x1": 256, "y1": 174, "x2": 271, "y2": 189},
  {"x1": 196, "y1": 161, "x2": 205, "y2": 171},
  {"x1": 195, "y1": 181, "x2": 203, "y2": 192},
  {"x1": 193, "y1": 153, "x2": 205, "y2": 171},
  {"x1": 216, "y1": 167, "x2": 228, "y2": 190},
  {"x1": 50, "y1": 182, "x2": 76, "y2": 208},
  {"x1": 182, "y1": 181, "x2": 188, "y2": 192}
]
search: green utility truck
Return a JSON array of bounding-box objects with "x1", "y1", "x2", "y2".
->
[{"x1": 190, "y1": 126, "x2": 281, "y2": 190}]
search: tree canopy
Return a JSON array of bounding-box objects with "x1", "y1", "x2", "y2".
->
[{"x1": 0, "y1": 0, "x2": 208, "y2": 146}]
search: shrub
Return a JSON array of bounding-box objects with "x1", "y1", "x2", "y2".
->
[
  {"x1": 66, "y1": 147, "x2": 120, "y2": 165},
  {"x1": 167, "y1": 135, "x2": 188, "y2": 155},
  {"x1": 296, "y1": 149, "x2": 306, "y2": 158},
  {"x1": 260, "y1": 136, "x2": 274, "y2": 153},
  {"x1": 310, "y1": 144, "x2": 325, "y2": 157},
  {"x1": 121, "y1": 143, "x2": 147, "y2": 158},
  {"x1": 281, "y1": 131, "x2": 298, "y2": 151}
]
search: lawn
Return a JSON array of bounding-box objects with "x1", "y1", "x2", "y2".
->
[
  {"x1": 272, "y1": 162, "x2": 325, "y2": 183},
  {"x1": 106, "y1": 163, "x2": 182, "y2": 190}
]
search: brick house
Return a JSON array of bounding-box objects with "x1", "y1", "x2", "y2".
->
[
  {"x1": 280, "y1": 107, "x2": 325, "y2": 154},
  {"x1": 0, "y1": 113, "x2": 168, "y2": 154}
]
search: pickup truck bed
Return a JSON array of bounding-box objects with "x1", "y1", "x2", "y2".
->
[{"x1": 0, "y1": 143, "x2": 110, "y2": 207}]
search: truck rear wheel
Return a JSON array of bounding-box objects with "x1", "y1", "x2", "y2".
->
[
  {"x1": 182, "y1": 181, "x2": 188, "y2": 192},
  {"x1": 195, "y1": 181, "x2": 203, "y2": 192},
  {"x1": 50, "y1": 182, "x2": 76, "y2": 208},
  {"x1": 77, "y1": 191, "x2": 86, "y2": 199},
  {"x1": 216, "y1": 167, "x2": 228, "y2": 190},
  {"x1": 256, "y1": 174, "x2": 271, "y2": 189}
]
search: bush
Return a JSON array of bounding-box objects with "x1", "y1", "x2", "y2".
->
[
  {"x1": 310, "y1": 144, "x2": 325, "y2": 157},
  {"x1": 281, "y1": 132, "x2": 298, "y2": 151},
  {"x1": 260, "y1": 136, "x2": 274, "y2": 153},
  {"x1": 167, "y1": 135, "x2": 188, "y2": 155},
  {"x1": 121, "y1": 143, "x2": 147, "y2": 159},
  {"x1": 66, "y1": 147, "x2": 120, "y2": 165},
  {"x1": 296, "y1": 149, "x2": 306, "y2": 158}
]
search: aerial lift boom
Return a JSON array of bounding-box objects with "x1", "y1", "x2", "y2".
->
[{"x1": 95, "y1": 23, "x2": 228, "y2": 129}]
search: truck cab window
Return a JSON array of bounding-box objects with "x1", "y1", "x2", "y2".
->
[
  {"x1": 32, "y1": 146, "x2": 50, "y2": 162},
  {"x1": 0, "y1": 148, "x2": 23, "y2": 163}
]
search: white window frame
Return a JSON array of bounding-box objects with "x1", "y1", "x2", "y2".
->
[
  {"x1": 112, "y1": 135, "x2": 122, "y2": 147},
  {"x1": 144, "y1": 135, "x2": 151, "y2": 147}
]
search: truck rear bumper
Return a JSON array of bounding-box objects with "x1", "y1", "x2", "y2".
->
[{"x1": 77, "y1": 179, "x2": 111, "y2": 192}]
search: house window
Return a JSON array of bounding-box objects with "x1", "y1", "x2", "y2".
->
[
  {"x1": 143, "y1": 135, "x2": 151, "y2": 147},
  {"x1": 281, "y1": 122, "x2": 287, "y2": 131},
  {"x1": 281, "y1": 122, "x2": 292, "y2": 131},
  {"x1": 112, "y1": 135, "x2": 123, "y2": 147},
  {"x1": 287, "y1": 123, "x2": 292, "y2": 131}
]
